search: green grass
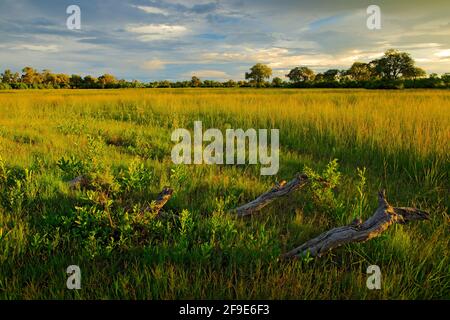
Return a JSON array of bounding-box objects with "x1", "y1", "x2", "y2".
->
[{"x1": 0, "y1": 88, "x2": 448, "y2": 299}]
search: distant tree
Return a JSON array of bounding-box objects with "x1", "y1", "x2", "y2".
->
[
  {"x1": 83, "y1": 75, "x2": 98, "y2": 88},
  {"x1": 237, "y1": 80, "x2": 250, "y2": 87},
  {"x1": 245, "y1": 63, "x2": 272, "y2": 87},
  {"x1": 1, "y1": 69, "x2": 17, "y2": 84},
  {"x1": 347, "y1": 62, "x2": 372, "y2": 81},
  {"x1": 21, "y1": 67, "x2": 40, "y2": 85},
  {"x1": 56, "y1": 73, "x2": 70, "y2": 88},
  {"x1": 322, "y1": 69, "x2": 341, "y2": 82},
  {"x1": 202, "y1": 80, "x2": 223, "y2": 87},
  {"x1": 158, "y1": 80, "x2": 171, "y2": 88},
  {"x1": 441, "y1": 73, "x2": 450, "y2": 87},
  {"x1": 213, "y1": 80, "x2": 223, "y2": 87},
  {"x1": 69, "y1": 75, "x2": 83, "y2": 88},
  {"x1": 370, "y1": 49, "x2": 417, "y2": 80},
  {"x1": 314, "y1": 73, "x2": 324, "y2": 82},
  {"x1": 190, "y1": 76, "x2": 202, "y2": 87},
  {"x1": 181, "y1": 81, "x2": 191, "y2": 88},
  {"x1": 271, "y1": 77, "x2": 284, "y2": 87},
  {"x1": 41, "y1": 69, "x2": 55, "y2": 86},
  {"x1": 98, "y1": 74, "x2": 117, "y2": 88},
  {"x1": 223, "y1": 79, "x2": 236, "y2": 87},
  {"x1": 130, "y1": 79, "x2": 144, "y2": 88},
  {"x1": 402, "y1": 66, "x2": 426, "y2": 80},
  {"x1": 286, "y1": 66, "x2": 315, "y2": 83},
  {"x1": 0, "y1": 82, "x2": 11, "y2": 90}
]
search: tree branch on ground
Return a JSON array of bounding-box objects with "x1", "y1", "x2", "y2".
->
[{"x1": 282, "y1": 190, "x2": 429, "y2": 258}]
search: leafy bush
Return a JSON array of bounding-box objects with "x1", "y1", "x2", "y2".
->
[
  {"x1": 303, "y1": 159, "x2": 344, "y2": 221},
  {"x1": 116, "y1": 158, "x2": 153, "y2": 193},
  {"x1": 57, "y1": 155, "x2": 85, "y2": 179},
  {"x1": 0, "y1": 157, "x2": 35, "y2": 215},
  {"x1": 0, "y1": 83, "x2": 11, "y2": 90}
]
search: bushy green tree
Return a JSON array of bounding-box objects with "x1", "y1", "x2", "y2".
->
[
  {"x1": 271, "y1": 77, "x2": 284, "y2": 87},
  {"x1": 245, "y1": 63, "x2": 272, "y2": 87},
  {"x1": 190, "y1": 76, "x2": 202, "y2": 87},
  {"x1": 347, "y1": 62, "x2": 372, "y2": 81},
  {"x1": 286, "y1": 66, "x2": 315, "y2": 83},
  {"x1": 370, "y1": 49, "x2": 417, "y2": 80}
]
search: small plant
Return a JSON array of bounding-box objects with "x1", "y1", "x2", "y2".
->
[
  {"x1": 0, "y1": 160, "x2": 35, "y2": 215},
  {"x1": 86, "y1": 134, "x2": 107, "y2": 174},
  {"x1": 0, "y1": 156, "x2": 9, "y2": 185},
  {"x1": 301, "y1": 250, "x2": 314, "y2": 265},
  {"x1": 170, "y1": 165, "x2": 189, "y2": 188},
  {"x1": 352, "y1": 167, "x2": 368, "y2": 221},
  {"x1": 57, "y1": 155, "x2": 85, "y2": 179},
  {"x1": 303, "y1": 159, "x2": 344, "y2": 220},
  {"x1": 117, "y1": 159, "x2": 153, "y2": 193}
]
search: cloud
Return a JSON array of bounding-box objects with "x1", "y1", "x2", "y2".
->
[
  {"x1": 126, "y1": 24, "x2": 188, "y2": 41},
  {"x1": 1, "y1": 0, "x2": 450, "y2": 80},
  {"x1": 185, "y1": 69, "x2": 231, "y2": 79},
  {"x1": 201, "y1": 48, "x2": 288, "y2": 63},
  {"x1": 133, "y1": 5, "x2": 169, "y2": 16},
  {"x1": 435, "y1": 49, "x2": 450, "y2": 58},
  {"x1": 200, "y1": 47, "x2": 387, "y2": 73},
  {"x1": 200, "y1": 47, "x2": 340, "y2": 69},
  {"x1": 142, "y1": 59, "x2": 167, "y2": 71},
  {"x1": 13, "y1": 44, "x2": 59, "y2": 52}
]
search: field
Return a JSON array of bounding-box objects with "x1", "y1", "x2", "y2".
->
[{"x1": 0, "y1": 88, "x2": 448, "y2": 299}]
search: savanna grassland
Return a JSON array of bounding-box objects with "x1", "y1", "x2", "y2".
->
[{"x1": 0, "y1": 88, "x2": 448, "y2": 299}]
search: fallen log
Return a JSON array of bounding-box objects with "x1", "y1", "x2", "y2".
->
[
  {"x1": 282, "y1": 190, "x2": 429, "y2": 258},
  {"x1": 68, "y1": 175, "x2": 89, "y2": 189},
  {"x1": 126, "y1": 186, "x2": 176, "y2": 219},
  {"x1": 67, "y1": 176, "x2": 175, "y2": 218},
  {"x1": 67, "y1": 173, "x2": 430, "y2": 260},
  {"x1": 230, "y1": 173, "x2": 309, "y2": 216},
  {"x1": 144, "y1": 186, "x2": 174, "y2": 217}
]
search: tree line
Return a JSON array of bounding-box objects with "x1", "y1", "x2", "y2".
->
[{"x1": 1, "y1": 49, "x2": 449, "y2": 90}]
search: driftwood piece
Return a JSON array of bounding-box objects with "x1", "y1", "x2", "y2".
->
[
  {"x1": 126, "y1": 187, "x2": 175, "y2": 219},
  {"x1": 144, "y1": 186, "x2": 174, "y2": 217},
  {"x1": 67, "y1": 176, "x2": 175, "y2": 219},
  {"x1": 282, "y1": 190, "x2": 429, "y2": 258},
  {"x1": 67, "y1": 172, "x2": 430, "y2": 260},
  {"x1": 231, "y1": 174, "x2": 309, "y2": 217},
  {"x1": 68, "y1": 175, "x2": 89, "y2": 189}
]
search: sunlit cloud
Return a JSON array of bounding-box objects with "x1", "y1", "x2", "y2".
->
[
  {"x1": 435, "y1": 49, "x2": 450, "y2": 58},
  {"x1": 185, "y1": 70, "x2": 231, "y2": 79},
  {"x1": 142, "y1": 59, "x2": 167, "y2": 71},
  {"x1": 132, "y1": 5, "x2": 169, "y2": 16},
  {"x1": 12, "y1": 44, "x2": 59, "y2": 52},
  {"x1": 0, "y1": 0, "x2": 449, "y2": 80},
  {"x1": 126, "y1": 24, "x2": 188, "y2": 41}
]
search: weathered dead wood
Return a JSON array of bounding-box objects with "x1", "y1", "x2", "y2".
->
[
  {"x1": 123, "y1": 187, "x2": 175, "y2": 219},
  {"x1": 282, "y1": 190, "x2": 429, "y2": 259},
  {"x1": 230, "y1": 173, "x2": 310, "y2": 217},
  {"x1": 67, "y1": 176, "x2": 175, "y2": 218},
  {"x1": 143, "y1": 186, "x2": 174, "y2": 217},
  {"x1": 67, "y1": 173, "x2": 430, "y2": 260},
  {"x1": 68, "y1": 175, "x2": 89, "y2": 189}
]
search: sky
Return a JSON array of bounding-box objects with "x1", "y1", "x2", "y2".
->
[{"x1": 0, "y1": 0, "x2": 449, "y2": 81}]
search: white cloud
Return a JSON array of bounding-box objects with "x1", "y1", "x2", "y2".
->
[
  {"x1": 142, "y1": 59, "x2": 167, "y2": 71},
  {"x1": 126, "y1": 24, "x2": 188, "y2": 41},
  {"x1": 13, "y1": 44, "x2": 59, "y2": 52},
  {"x1": 133, "y1": 5, "x2": 169, "y2": 16},
  {"x1": 162, "y1": 0, "x2": 215, "y2": 6},
  {"x1": 201, "y1": 47, "x2": 346, "y2": 69},
  {"x1": 201, "y1": 48, "x2": 289, "y2": 63},
  {"x1": 435, "y1": 49, "x2": 450, "y2": 58},
  {"x1": 185, "y1": 70, "x2": 231, "y2": 79}
]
